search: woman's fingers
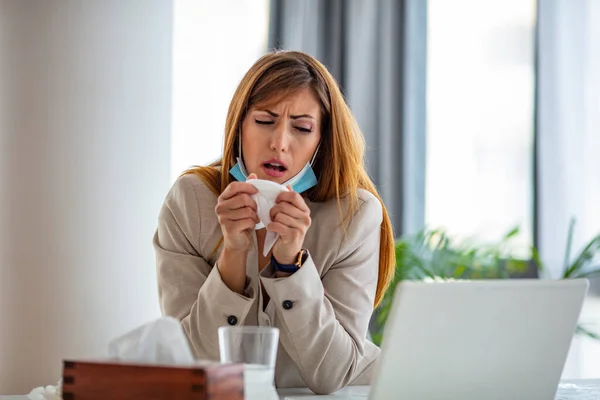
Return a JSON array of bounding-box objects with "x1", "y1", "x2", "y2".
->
[
  {"x1": 226, "y1": 207, "x2": 260, "y2": 223},
  {"x1": 220, "y1": 181, "x2": 258, "y2": 202}
]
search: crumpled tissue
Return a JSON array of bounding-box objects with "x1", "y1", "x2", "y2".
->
[
  {"x1": 246, "y1": 179, "x2": 290, "y2": 256},
  {"x1": 27, "y1": 381, "x2": 61, "y2": 400}
]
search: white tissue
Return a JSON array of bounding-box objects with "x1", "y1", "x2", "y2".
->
[
  {"x1": 246, "y1": 179, "x2": 290, "y2": 256},
  {"x1": 27, "y1": 381, "x2": 61, "y2": 400},
  {"x1": 108, "y1": 316, "x2": 195, "y2": 365}
]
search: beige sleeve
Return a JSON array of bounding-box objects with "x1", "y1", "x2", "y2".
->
[
  {"x1": 153, "y1": 177, "x2": 255, "y2": 361},
  {"x1": 259, "y1": 197, "x2": 382, "y2": 395}
]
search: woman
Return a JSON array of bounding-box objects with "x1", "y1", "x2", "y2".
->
[{"x1": 153, "y1": 50, "x2": 395, "y2": 394}]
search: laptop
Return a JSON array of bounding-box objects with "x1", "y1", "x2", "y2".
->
[
  {"x1": 281, "y1": 278, "x2": 589, "y2": 400},
  {"x1": 369, "y1": 279, "x2": 589, "y2": 400}
]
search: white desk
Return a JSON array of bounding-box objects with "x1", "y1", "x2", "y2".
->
[
  {"x1": 278, "y1": 385, "x2": 370, "y2": 399},
  {"x1": 2, "y1": 380, "x2": 599, "y2": 400},
  {"x1": 278, "y1": 381, "x2": 600, "y2": 399}
]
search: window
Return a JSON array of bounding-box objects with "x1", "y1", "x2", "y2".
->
[
  {"x1": 425, "y1": 0, "x2": 536, "y2": 254},
  {"x1": 171, "y1": 0, "x2": 270, "y2": 182}
]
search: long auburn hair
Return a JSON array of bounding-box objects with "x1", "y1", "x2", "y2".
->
[{"x1": 183, "y1": 50, "x2": 395, "y2": 308}]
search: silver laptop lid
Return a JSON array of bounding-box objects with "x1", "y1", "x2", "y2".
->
[{"x1": 370, "y1": 279, "x2": 589, "y2": 400}]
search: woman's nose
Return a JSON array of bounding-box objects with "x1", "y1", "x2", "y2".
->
[{"x1": 270, "y1": 123, "x2": 290, "y2": 152}]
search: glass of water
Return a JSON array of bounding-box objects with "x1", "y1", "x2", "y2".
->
[{"x1": 218, "y1": 326, "x2": 280, "y2": 385}]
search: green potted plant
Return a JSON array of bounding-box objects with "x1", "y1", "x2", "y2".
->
[{"x1": 370, "y1": 222, "x2": 600, "y2": 346}]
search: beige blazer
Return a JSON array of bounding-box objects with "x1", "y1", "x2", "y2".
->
[{"x1": 153, "y1": 173, "x2": 381, "y2": 394}]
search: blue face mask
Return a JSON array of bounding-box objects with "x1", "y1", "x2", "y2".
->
[{"x1": 229, "y1": 139, "x2": 319, "y2": 194}]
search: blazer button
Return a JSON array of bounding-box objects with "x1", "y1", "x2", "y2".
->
[
  {"x1": 227, "y1": 315, "x2": 238, "y2": 325},
  {"x1": 282, "y1": 300, "x2": 293, "y2": 310}
]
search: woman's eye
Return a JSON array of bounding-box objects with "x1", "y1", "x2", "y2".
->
[
  {"x1": 255, "y1": 119, "x2": 274, "y2": 125},
  {"x1": 295, "y1": 126, "x2": 312, "y2": 133}
]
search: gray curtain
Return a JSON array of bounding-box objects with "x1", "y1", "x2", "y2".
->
[{"x1": 269, "y1": 0, "x2": 427, "y2": 237}]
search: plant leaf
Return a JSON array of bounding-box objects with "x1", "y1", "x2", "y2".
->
[
  {"x1": 531, "y1": 246, "x2": 546, "y2": 277},
  {"x1": 563, "y1": 218, "x2": 576, "y2": 277},
  {"x1": 370, "y1": 332, "x2": 383, "y2": 347},
  {"x1": 506, "y1": 259, "x2": 529, "y2": 274},
  {"x1": 565, "y1": 234, "x2": 600, "y2": 278},
  {"x1": 453, "y1": 264, "x2": 467, "y2": 279},
  {"x1": 504, "y1": 226, "x2": 520, "y2": 240},
  {"x1": 575, "y1": 324, "x2": 600, "y2": 341}
]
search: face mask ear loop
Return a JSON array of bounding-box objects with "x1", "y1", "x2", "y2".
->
[
  {"x1": 238, "y1": 128, "x2": 243, "y2": 161},
  {"x1": 310, "y1": 141, "x2": 321, "y2": 166},
  {"x1": 235, "y1": 128, "x2": 250, "y2": 178}
]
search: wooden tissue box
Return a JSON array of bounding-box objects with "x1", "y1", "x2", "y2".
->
[{"x1": 61, "y1": 359, "x2": 244, "y2": 400}]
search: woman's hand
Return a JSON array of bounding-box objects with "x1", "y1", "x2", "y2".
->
[
  {"x1": 268, "y1": 187, "x2": 312, "y2": 264},
  {"x1": 215, "y1": 174, "x2": 260, "y2": 253}
]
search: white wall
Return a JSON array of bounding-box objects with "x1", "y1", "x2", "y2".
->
[{"x1": 0, "y1": 0, "x2": 172, "y2": 394}]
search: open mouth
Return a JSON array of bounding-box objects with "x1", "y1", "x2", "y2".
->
[{"x1": 263, "y1": 162, "x2": 287, "y2": 172}]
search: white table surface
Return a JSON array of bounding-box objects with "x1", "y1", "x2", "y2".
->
[
  {"x1": 2, "y1": 380, "x2": 599, "y2": 400},
  {"x1": 278, "y1": 385, "x2": 370, "y2": 399},
  {"x1": 278, "y1": 381, "x2": 600, "y2": 400}
]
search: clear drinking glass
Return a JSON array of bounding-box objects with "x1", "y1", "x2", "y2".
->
[{"x1": 218, "y1": 326, "x2": 280, "y2": 385}]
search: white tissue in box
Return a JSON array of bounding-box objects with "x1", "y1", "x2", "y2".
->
[{"x1": 108, "y1": 316, "x2": 194, "y2": 365}]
